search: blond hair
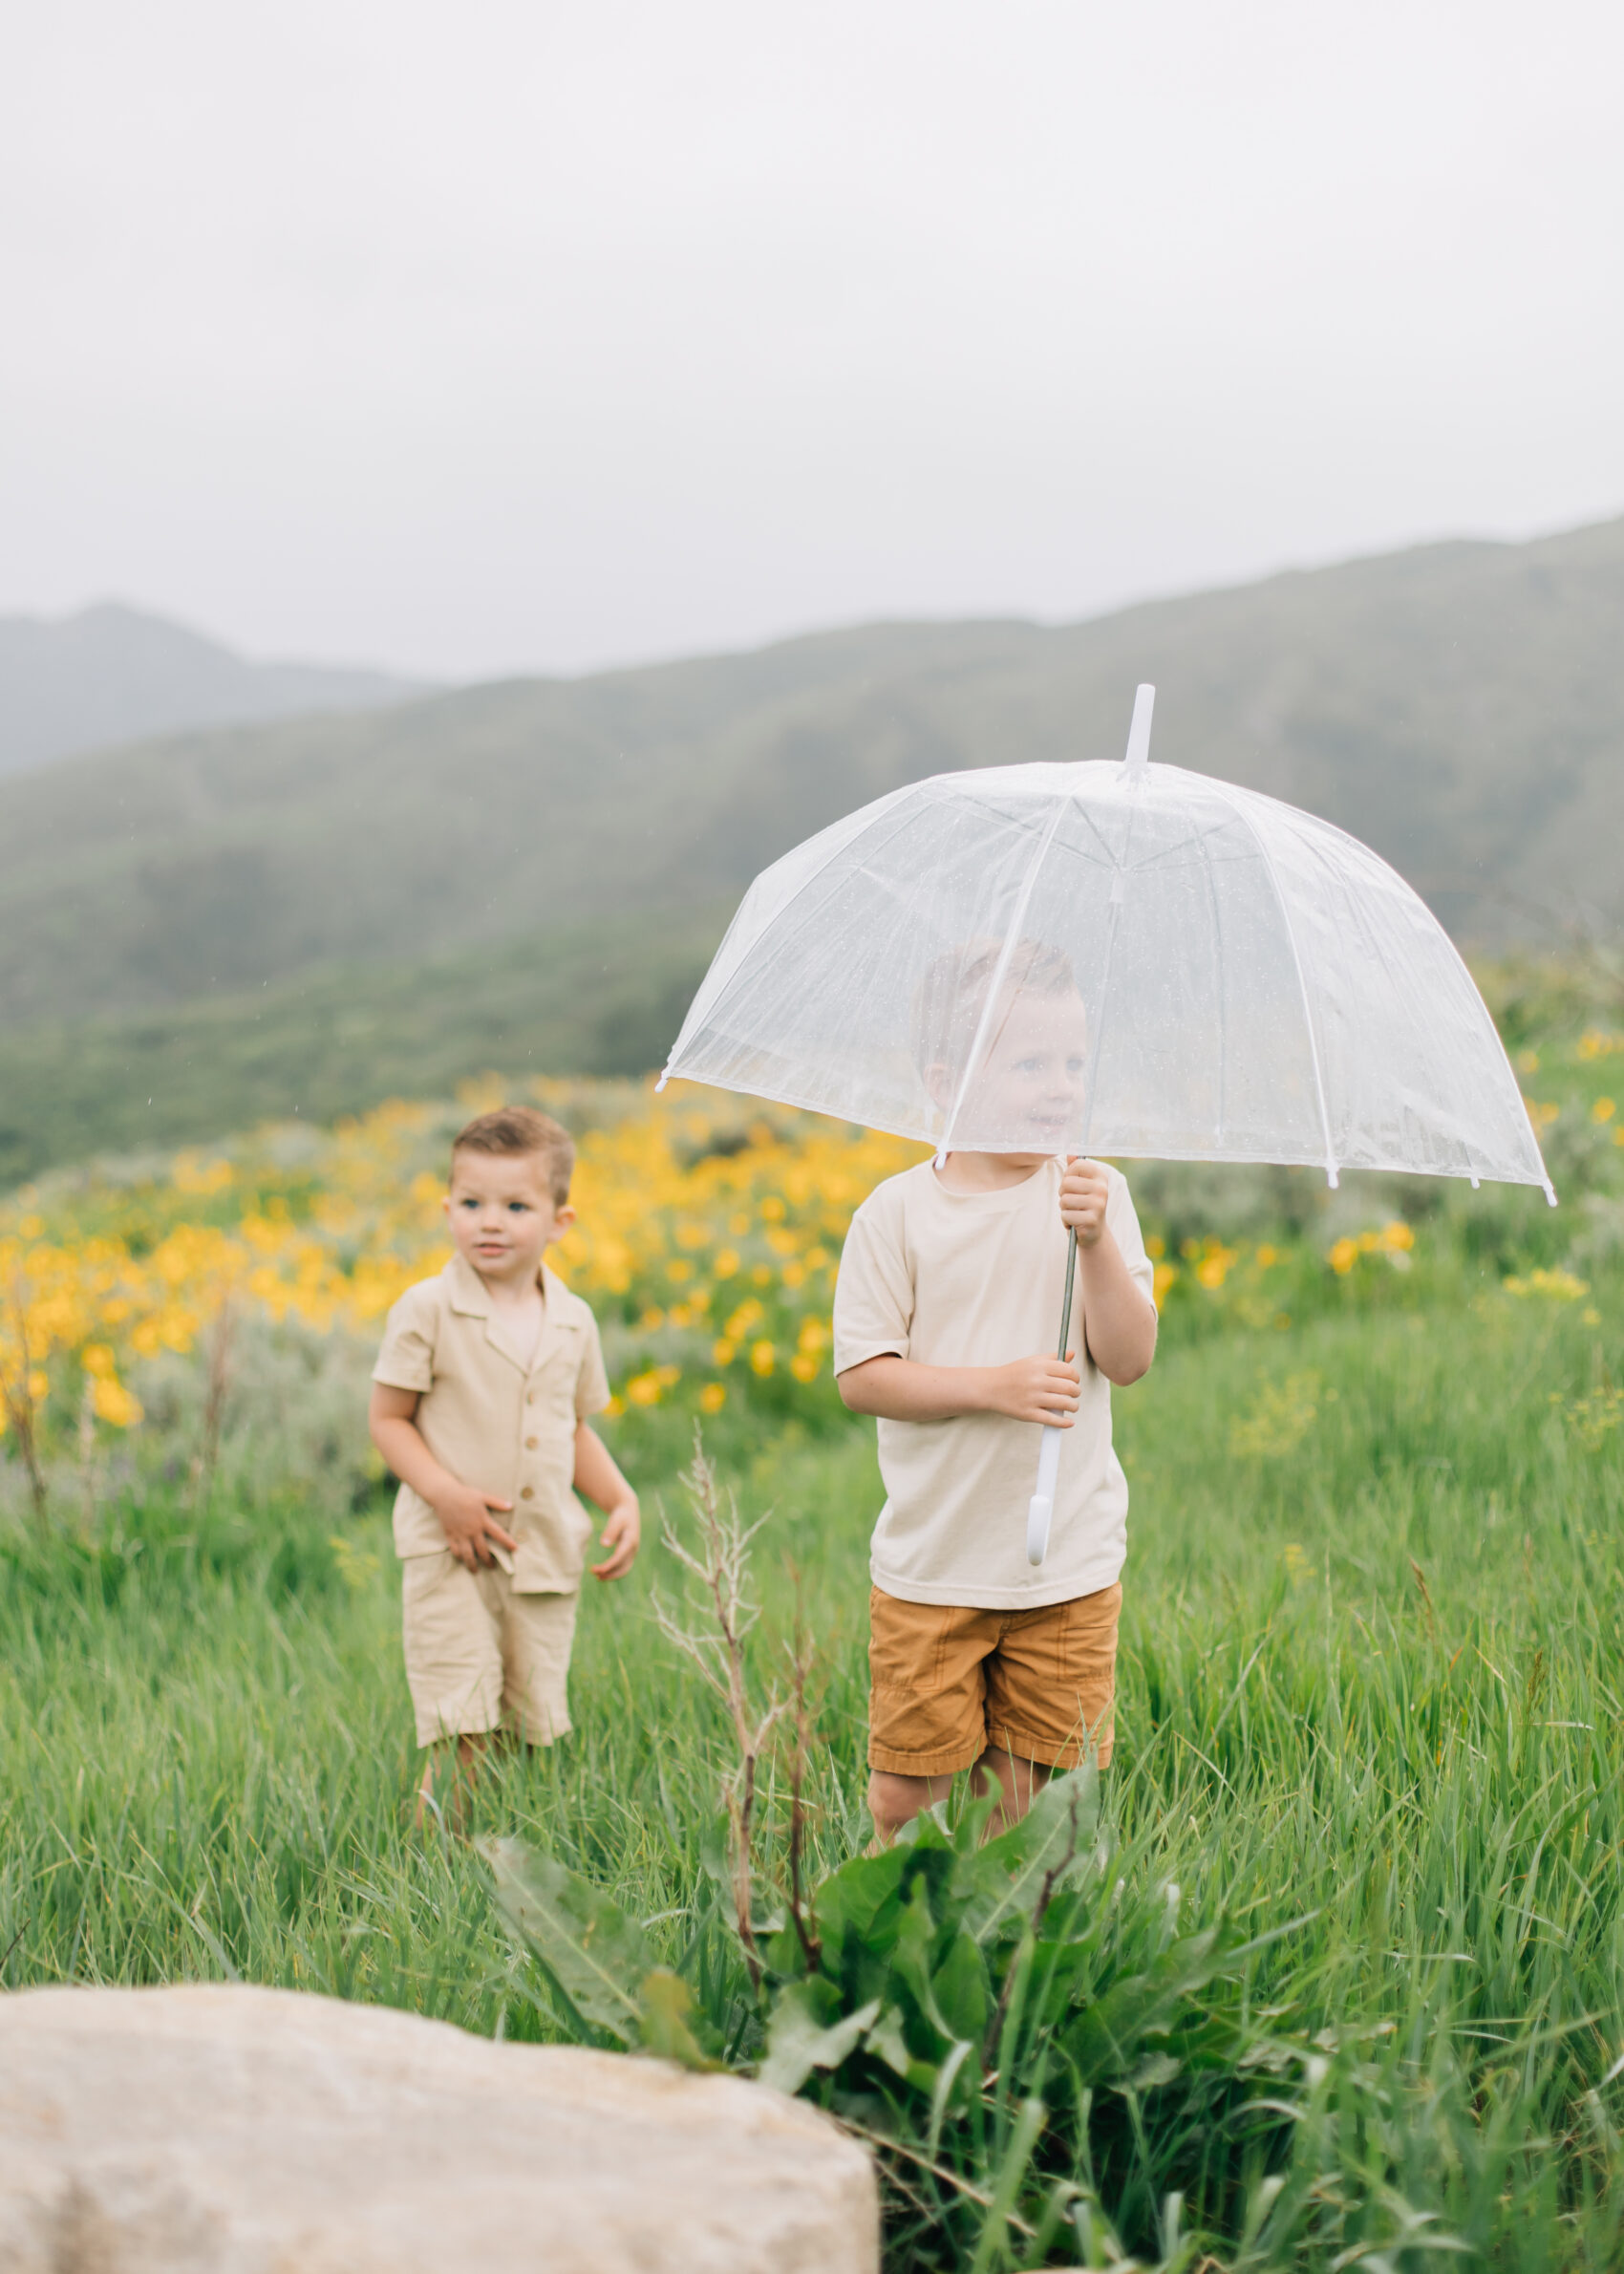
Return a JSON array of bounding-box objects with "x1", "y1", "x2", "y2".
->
[
  {"x1": 451, "y1": 1106, "x2": 575, "y2": 1207},
  {"x1": 911, "y1": 936, "x2": 1079, "y2": 1083}
]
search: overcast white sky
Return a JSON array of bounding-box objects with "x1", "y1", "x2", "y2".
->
[{"x1": 4, "y1": 1, "x2": 1622, "y2": 679}]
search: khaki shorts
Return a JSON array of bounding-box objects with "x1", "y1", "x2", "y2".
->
[
  {"x1": 867, "y1": 1582, "x2": 1122, "y2": 1777},
  {"x1": 401, "y1": 1553, "x2": 578, "y2": 1748}
]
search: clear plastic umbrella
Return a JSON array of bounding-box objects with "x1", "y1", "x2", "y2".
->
[{"x1": 660, "y1": 685, "x2": 1553, "y2": 1559}]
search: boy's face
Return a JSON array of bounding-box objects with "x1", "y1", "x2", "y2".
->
[
  {"x1": 443, "y1": 1149, "x2": 574, "y2": 1289},
  {"x1": 930, "y1": 988, "x2": 1089, "y2": 1157}
]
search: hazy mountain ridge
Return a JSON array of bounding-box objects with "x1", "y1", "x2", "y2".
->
[
  {"x1": 0, "y1": 601, "x2": 426, "y2": 776},
  {"x1": 0, "y1": 516, "x2": 1619, "y2": 1180}
]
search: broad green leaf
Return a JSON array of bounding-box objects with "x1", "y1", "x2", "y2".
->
[
  {"x1": 1064, "y1": 1925, "x2": 1229, "y2": 2086},
  {"x1": 804, "y1": 1845, "x2": 910, "y2": 1988},
  {"x1": 864, "y1": 2002, "x2": 939, "y2": 2095},
  {"x1": 891, "y1": 1872, "x2": 991, "y2": 2052},
  {"x1": 808, "y1": 1844, "x2": 906, "y2": 1935},
  {"x1": 483, "y1": 1835, "x2": 653, "y2": 2047},
  {"x1": 931, "y1": 1926, "x2": 990, "y2": 2046},
  {"x1": 891, "y1": 1878, "x2": 954, "y2": 2051},
  {"x1": 965, "y1": 1765, "x2": 1100, "y2": 1945},
  {"x1": 863, "y1": 2001, "x2": 915, "y2": 2080},
  {"x1": 639, "y1": 1967, "x2": 721, "y2": 2071},
  {"x1": 763, "y1": 1909, "x2": 818, "y2": 1981},
  {"x1": 759, "y1": 1976, "x2": 883, "y2": 2095}
]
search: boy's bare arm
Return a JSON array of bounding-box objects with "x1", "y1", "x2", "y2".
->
[
  {"x1": 838, "y1": 1352, "x2": 1082, "y2": 1426},
  {"x1": 1059, "y1": 1158, "x2": 1158, "y2": 1385},
  {"x1": 367, "y1": 1383, "x2": 519, "y2": 1569},
  {"x1": 573, "y1": 1422, "x2": 641, "y2": 1581}
]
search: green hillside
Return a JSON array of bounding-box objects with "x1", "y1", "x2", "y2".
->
[
  {"x1": 2, "y1": 515, "x2": 1620, "y2": 1179},
  {"x1": 0, "y1": 904, "x2": 726, "y2": 1189}
]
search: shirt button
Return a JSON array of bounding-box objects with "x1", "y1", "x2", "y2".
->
[
  {"x1": 521, "y1": 1486, "x2": 535, "y2": 1501},
  {"x1": 525, "y1": 1392, "x2": 535, "y2": 1405},
  {"x1": 525, "y1": 1435, "x2": 539, "y2": 1449}
]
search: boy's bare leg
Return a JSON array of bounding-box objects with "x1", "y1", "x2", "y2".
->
[
  {"x1": 867, "y1": 1768, "x2": 955, "y2": 1848},
  {"x1": 416, "y1": 1731, "x2": 489, "y2": 1833},
  {"x1": 867, "y1": 1748, "x2": 1052, "y2": 1848},
  {"x1": 972, "y1": 1746, "x2": 1051, "y2": 1833}
]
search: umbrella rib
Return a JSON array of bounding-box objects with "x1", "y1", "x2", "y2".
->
[
  {"x1": 1203, "y1": 781, "x2": 1339, "y2": 1188},
  {"x1": 1126, "y1": 814, "x2": 1250, "y2": 873},
  {"x1": 1193, "y1": 810, "x2": 1229, "y2": 1146},
  {"x1": 1079, "y1": 794, "x2": 1143, "y2": 1157},
  {"x1": 934, "y1": 793, "x2": 1071, "y2": 1162}
]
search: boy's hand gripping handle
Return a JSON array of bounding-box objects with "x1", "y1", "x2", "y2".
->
[{"x1": 1027, "y1": 1221, "x2": 1079, "y2": 1567}]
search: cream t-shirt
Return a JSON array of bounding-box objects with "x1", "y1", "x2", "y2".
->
[{"x1": 832, "y1": 1158, "x2": 1154, "y2": 1610}]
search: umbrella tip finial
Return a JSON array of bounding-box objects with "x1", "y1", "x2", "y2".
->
[{"x1": 1122, "y1": 684, "x2": 1155, "y2": 776}]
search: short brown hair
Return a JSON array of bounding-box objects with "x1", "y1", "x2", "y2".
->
[{"x1": 451, "y1": 1106, "x2": 575, "y2": 1206}]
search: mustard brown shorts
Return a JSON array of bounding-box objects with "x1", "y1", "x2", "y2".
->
[
  {"x1": 867, "y1": 1581, "x2": 1122, "y2": 1778},
  {"x1": 401, "y1": 1552, "x2": 578, "y2": 1748}
]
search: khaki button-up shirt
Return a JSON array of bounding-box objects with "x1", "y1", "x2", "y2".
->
[{"x1": 373, "y1": 1255, "x2": 611, "y2": 1593}]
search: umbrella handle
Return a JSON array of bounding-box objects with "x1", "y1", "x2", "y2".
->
[
  {"x1": 1027, "y1": 1426, "x2": 1061, "y2": 1565},
  {"x1": 1028, "y1": 1221, "x2": 1080, "y2": 1566}
]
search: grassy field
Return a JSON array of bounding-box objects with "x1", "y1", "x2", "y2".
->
[{"x1": 3, "y1": 992, "x2": 1622, "y2": 2267}]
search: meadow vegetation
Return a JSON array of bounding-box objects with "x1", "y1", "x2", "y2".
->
[{"x1": 2, "y1": 978, "x2": 1622, "y2": 2268}]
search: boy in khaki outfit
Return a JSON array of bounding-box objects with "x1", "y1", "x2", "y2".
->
[
  {"x1": 834, "y1": 943, "x2": 1158, "y2": 1844},
  {"x1": 370, "y1": 1107, "x2": 638, "y2": 1817}
]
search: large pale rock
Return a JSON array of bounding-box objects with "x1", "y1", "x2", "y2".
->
[{"x1": 0, "y1": 1984, "x2": 877, "y2": 2273}]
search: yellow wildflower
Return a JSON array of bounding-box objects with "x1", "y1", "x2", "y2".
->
[
  {"x1": 91, "y1": 1374, "x2": 143, "y2": 1427},
  {"x1": 1502, "y1": 1268, "x2": 1589, "y2": 1300}
]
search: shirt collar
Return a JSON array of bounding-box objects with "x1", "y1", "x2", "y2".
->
[
  {"x1": 446, "y1": 1252, "x2": 492, "y2": 1316},
  {"x1": 446, "y1": 1250, "x2": 564, "y2": 1318}
]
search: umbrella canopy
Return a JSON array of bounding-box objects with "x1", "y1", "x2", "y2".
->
[{"x1": 661, "y1": 687, "x2": 1552, "y2": 1201}]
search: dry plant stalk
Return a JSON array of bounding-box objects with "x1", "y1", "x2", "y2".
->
[
  {"x1": 786, "y1": 1608, "x2": 823, "y2": 1974},
  {"x1": 2, "y1": 1273, "x2": 49, "y2": 1525},
  {"x1": 652, "y1": 1432, "x2": 785, "y2": 1990}
]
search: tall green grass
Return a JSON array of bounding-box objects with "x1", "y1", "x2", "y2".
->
[{"x1": 3, "y1": 1253, "x2": 1620, "y2": 2265}]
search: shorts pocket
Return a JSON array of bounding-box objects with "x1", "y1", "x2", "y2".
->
[
  {"x1": 867, "y1": 1588, "x2": 958, "y2": 1693},
  {"x1": 867, "y1": 1592, "x2": 990, "y2": 1776}
]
